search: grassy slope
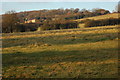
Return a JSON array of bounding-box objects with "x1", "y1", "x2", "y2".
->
[
  {"x1": 75, "y1": 13, "x2": 119, "y2": 22},
  {"x1": 75, "y1": 13, "x2": 119, "y2": 28},
  {"x1": 2, "y1": 25, "x2": 119, "y2": 78}
]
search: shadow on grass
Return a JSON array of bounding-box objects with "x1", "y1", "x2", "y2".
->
[
  {"x1": 2, "y1": 48, "x2": 118, "y2": 67},
  {"x1": 2, "y1": 26, "x2": 119, "y2": 37},
  {"x1": 2, "y1": 32, "x2": 118, "y2": 48}
]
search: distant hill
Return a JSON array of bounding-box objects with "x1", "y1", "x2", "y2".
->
[
  {"x1": 75, "y1": 13, "x2": 119, "y2": 22},
  {"x1": 76, "y1": 13, "x2": 119, "y2": 28},
  {"x1": 1, "y1": 8, "x2": 111, "y2": 23},
  {"x1": 15, "y1": 8, "x2": 110, "y2": 23},
  {"x1": 2, "y1": 8, "x2": 119, "y2": 33}
]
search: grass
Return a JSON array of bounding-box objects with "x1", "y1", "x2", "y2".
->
[
  {"x1": 2, "y1": 25, "x2": 119, "y2": 78},
  {"x1": 75, "y1": 13, "x2": 119, "y2": 28},
  {"x1": 75, "y1": 13, "x2": 119, "y2": 22}
]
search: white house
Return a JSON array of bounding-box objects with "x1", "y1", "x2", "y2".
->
[{"x1": 25, "y1": 19, "x2": 36, "y2": 23}]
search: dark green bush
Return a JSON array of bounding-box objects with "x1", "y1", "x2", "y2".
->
[
  {"x1": 40, "y1": 20, "x2": 78, "y2": 30},
  {"x1": 84, "y1": 18, "x2": 120, "y2": 27}
]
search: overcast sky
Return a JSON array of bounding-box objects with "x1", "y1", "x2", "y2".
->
[
  {"x1": 1, "y1": 0, "x2": 119, "y2": 14},
  {"x1": 1, "y1": 0, "x2": 119, "y2": 2}
]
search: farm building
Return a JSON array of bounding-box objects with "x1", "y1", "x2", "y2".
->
[{"x1": 25, "y1": 19, "x2": 36, "y2": 23}]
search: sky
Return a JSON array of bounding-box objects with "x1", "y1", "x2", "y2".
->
[
  {"x1": 1, "y1": 0, "x2": 119, "y2": 2},
  {"x1": 1, "y1": 1, "x2": 119, "y2": 14}
]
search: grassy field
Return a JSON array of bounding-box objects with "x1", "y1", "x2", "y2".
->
[
  {"x1": 75, "y1": 13, "x2": 119, "y2": 22},
  {"x1": 75, "y1": 13, "x2": 119, "y2": 28},
  {"x1": 2, "y1": 24, "x2": 119, "y2": 78}
]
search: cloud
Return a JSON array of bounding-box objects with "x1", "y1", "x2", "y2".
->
[{"x1": 1, "y1": 0, "x2": 119, "y2": 2}]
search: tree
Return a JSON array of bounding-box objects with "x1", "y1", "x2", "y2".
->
[
  {"x1": 92, "y1": 8, "x2": 110, "y2": 16},
  {"x1": 74, "y1": 8, "x2": 79, "y2": 13},
  {"x1": 2, "y1": 10, "x2": 19, "y2": 33}
]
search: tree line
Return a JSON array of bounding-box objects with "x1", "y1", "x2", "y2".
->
[
  {"x1": 40, "y1": 20, "x2": 78, "y2": 31},
  {"x1": 1, "y1": 8, "x2": 118, "y2": 33},
  {"x1": 84, "y1": 18, "x2": 120, "y2": 27},
  {"x1": 16, "y1": 8, "x2": 110, "y2": 23}
]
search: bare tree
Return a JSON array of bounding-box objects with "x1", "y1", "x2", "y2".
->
[{"x1": 2, "y1": 10, "x2": 19, "y2": 33}]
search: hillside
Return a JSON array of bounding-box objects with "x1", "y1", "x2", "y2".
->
[
  {"x1": 76, "y1": 13, "x2": 119, "y2": 28},
  {"x1": 2, "y1": 8, "x2": 112, "y2": 33},
  {"x1": 16, "y1": 8, "x2": 110, "y2": 22},
  {"x1": 75, "y1": 13, "x2": 119, "y2": 22},
  {"x1": 2, "y1": 25, "x2": 119, "y2": 78}
]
